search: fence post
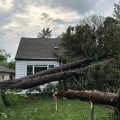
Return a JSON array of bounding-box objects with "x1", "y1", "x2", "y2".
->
[{"x1": 90, "y1": 101, "x2": 94, "y2": 120}]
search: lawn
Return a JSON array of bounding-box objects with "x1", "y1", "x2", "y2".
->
[{"x1": 0, "y1": 95, "x2": 113, "y2": 120}]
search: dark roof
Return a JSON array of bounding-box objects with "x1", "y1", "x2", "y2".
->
[
  {"x1": 15, "y1": 37, "x2": 65, "y2": 60},
  {"x1": 0, "y1": 65, "x2": 14, "y2": 73}
]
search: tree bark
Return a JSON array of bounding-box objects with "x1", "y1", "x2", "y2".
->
[
  {"x1": 0, "y1": 57, "x2": 112, "y2": 90},
  {"x1": 0, "y1": 57, "x2": 95, "y2": 90},
  {"x1": 0, "y1": 70, "x2": 77, "y2": 89},
  {"x1": 6, "y1": 57, "x2": 94, "y2": 84},
  {"x1": 53, "y1": 90, "x2": 120, "y2": 109}
]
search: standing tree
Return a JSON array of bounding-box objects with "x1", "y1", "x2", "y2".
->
[
  {"x1": 37, "y1": 28, "x2": 52, "y2": 38},
  {"x1": 0, "y1": 48, "x2": 11, "y2": 63},
  {"x1": 60, "y1": 16, "x2": 120, "y2": 91},
  {"x1": 62, "y1": 16, "x2": 120, "y2": 60},
  {"x1": 0, "y1": 47, "x2": 15, "y2": 70},
  {"x1": 113, "y1": 1, "x2": 120, "y2": 21}
]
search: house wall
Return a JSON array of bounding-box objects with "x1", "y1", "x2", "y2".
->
[
  {"x1": 15, "y1": 60, "x2": 60, "y2": 79},
  {"x1": 0, "y1": 73, "x2": 10, "y2": 82}
]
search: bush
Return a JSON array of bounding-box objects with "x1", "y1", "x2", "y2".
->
[{"x1": 2, "y1": 90, "x2": 19, "y2": 106}]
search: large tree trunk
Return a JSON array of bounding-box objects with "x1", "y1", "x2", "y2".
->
[
  {"x1": 0, "y1": 57, "x2": 95, "y2": 90},
  {"x1": 11, "y1": 57, "x2": 95, "y2": 83},
  {"x1": 0, "y1": 57, "x2": 112, "y2": 90},
  {"x1": 53, "y1": 90, "x2": 120, "y2": 110},
  {"x1": 0, "y1": 70, "x2": 77, "y2": 89}
]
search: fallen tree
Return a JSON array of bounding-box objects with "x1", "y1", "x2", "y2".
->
[
  {"x1": 0, "y1": 57, "x2": 115, "y2": 90},
  {"x1": 53, "y1": 90, "x2": 120, "y2": 110},
  {"x1": 0, "y1": 57, "x2": 98, "y2": 90},
  {"x1": 0, "y1": 70, "x2": 78, "y2": 89}
]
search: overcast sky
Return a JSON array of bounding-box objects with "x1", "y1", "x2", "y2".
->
[{"x1": 0, "y1": 0, "x2": 119, "y2": 60}]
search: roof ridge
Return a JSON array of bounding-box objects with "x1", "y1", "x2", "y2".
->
[{"x1": 21, "y1": 37, "x2": 60, "y2": 39}]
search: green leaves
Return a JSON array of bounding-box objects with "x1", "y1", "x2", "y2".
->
[
  {"x1": 0, "y1": 48, "x2": 11, "y2": 63},
  {"x1": 62, "y1": 16, "x2": 120, "y2": 62},
  {"x1": 37, "y1": 28, "x2": 52, "y2": 38},
  {"x1": 113, "y1": 1, "x2": 120, "y2": 21}
]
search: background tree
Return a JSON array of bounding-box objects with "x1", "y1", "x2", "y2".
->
[
  {"x1": 37, "y1": 28, "x2": 52, "y2": 38},
  {"x1": 0, "y1": 47, "x2": 15, "y2": 71},
  {"x1": 113, "y1": 1, "x2": 120, "y2": 21},
  {"x1": 0, "y1": 48, "x2": 11, "y2": 63},
  {"x1": 62, "y1": 16, "x2": 120, "y2": 61},
  {"x1": 79, "y1": 14, "x2": 105, "y2": 29},
  {"x1": 7, "y1": 60, "x2": 15, "y2": 71},
  {"x1": 59, "y1": 15, "x2": 120, "y2": 91}
]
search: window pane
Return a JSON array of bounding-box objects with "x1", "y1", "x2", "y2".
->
[
  {"x1": 2, "y1": 75, "x2": 4, "y2": 80},
  {"x1": 34, "y1": 66, "x2": 47, "y2": 73},
  {"x1": 49, "y1": 65, "x2": 54, "y2": 68},
  {"x1": 27, "y1": 65, "x2": 33, "y2": 76}
]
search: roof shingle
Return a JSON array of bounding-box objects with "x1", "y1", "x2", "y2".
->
[
  {"x1": 0, "y1": 65, "x2": 14, "y2": 73},
  {"x1": 15, "y1": 37, "x2": 65, "y2": 60}
]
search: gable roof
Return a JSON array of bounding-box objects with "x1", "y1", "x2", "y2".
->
[
  {"x1": 0, "y1": 65, "x2": 14, "y2": 73},
  {"x1": 15, "y1": 37, "x2": 65, "y2": 60}
]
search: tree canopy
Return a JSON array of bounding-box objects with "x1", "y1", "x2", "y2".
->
[
  {"x1": 0, "y1": 47, "x2": 15, "y2": 70},
  {"x1": 37, "y1": 28, "x2": 52, "y2": 38},
  {"x1": 0, "y1": 48, "x2": 11, "y2": 63},
  {"x1": 113, "y1": 1, "x2": 120, "y2": 21},
  {"x1": 61, "y1": 16, "x2": 120, "y2": 61}
]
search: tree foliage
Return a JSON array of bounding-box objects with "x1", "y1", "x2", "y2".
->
[
  {"x1": 58, "y1": 15, "x2": 120, "y2": 91},
  {"x1": 0, "y1": 48, "x2": 11, "y2": 63},
  {"x1": 62, "y1": 16, "x2": 120, "y2": 61},
  {"x1": 113, "y1": 1, "x2": 120, "y2": 21},
  {"x1": 37, "y1": 28, "x2": 52, "y2": 38},
  {"x1": 0, "y1": 47, "x2": 15, "y2": 71}
]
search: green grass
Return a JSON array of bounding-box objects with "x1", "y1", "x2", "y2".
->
[{"x1": 0, "y1": 95, "x2": 113, "y2": 120}]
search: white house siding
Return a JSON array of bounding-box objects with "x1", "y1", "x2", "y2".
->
[
  {"x1": 16, "y1": 60, "x2": 60, "y2": 91},
  {"x1": 16, "y1": 60, "x2": 60, "y2": 79},
  {"x1": 0, "y1": 73, "x2": 10, "y2": 82}
]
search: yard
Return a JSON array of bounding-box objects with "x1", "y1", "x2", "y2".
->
[{"x1": 0, "y1": 95, "x2": 113, "y2": 120}]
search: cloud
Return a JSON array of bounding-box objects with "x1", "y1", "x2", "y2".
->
[
  {"x1": 2, "y1": 21, "x2": 22, "y2": 30},
  {"x1": 41, "y1": 13, "x2": 49, "y2": 19},
  {"x1": 0, "y1": 0, "x2": 119, "y2": 60},
  {"x1": 53, "y1": 18, "x2": 66, "y2": 24},
  {"x1": 0, "y1": 0, "x2": 13, "y2": 11}
]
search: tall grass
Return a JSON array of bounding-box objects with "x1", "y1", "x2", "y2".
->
[{"x1": 0, "y1": 95, "x2": 113, "y2": 120}]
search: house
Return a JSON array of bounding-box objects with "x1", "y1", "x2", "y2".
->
[
  {"x1": 0, "y1": 65, "x2": 15, "y2": 82},
  {"x1": 15, "y1": 37, "x2": 65, "y2": 79}
]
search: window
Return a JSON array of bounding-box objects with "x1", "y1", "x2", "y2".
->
[
  {"x1": 27, "y1": 65, "x2": 47, "y2": 75},
  {"x1": 2, "y1": 75, "x2": 4, "y2": 80},
  {"x1": 27, "y1": 65, "x2": 33, "y2": 76},
  {"x1": 34, "y1": 65, "x2": 47, "y2": 73},
  {"x1": 49, "y1": 65, "x2": 54, "y2": 68}
]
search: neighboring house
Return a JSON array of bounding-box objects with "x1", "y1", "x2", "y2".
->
[
  {"x1": 0, "y1": 65, "x2": 15, "y2": 82},
  {"x1": 15, "y1": 37, "x2": 65, "y2": 79}
]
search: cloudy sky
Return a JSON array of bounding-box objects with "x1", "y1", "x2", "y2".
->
[{"x1": 0, "y1": 0, "x2": 119, "y2": 60}]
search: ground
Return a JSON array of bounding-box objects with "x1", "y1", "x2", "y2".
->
[{"x1": 0, "y1": 95, "x2": 113, "y2": 120}]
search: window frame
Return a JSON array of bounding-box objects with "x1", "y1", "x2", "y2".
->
[{"x1": 26, "y1": 64, "x2": 49, "y2": 76}]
